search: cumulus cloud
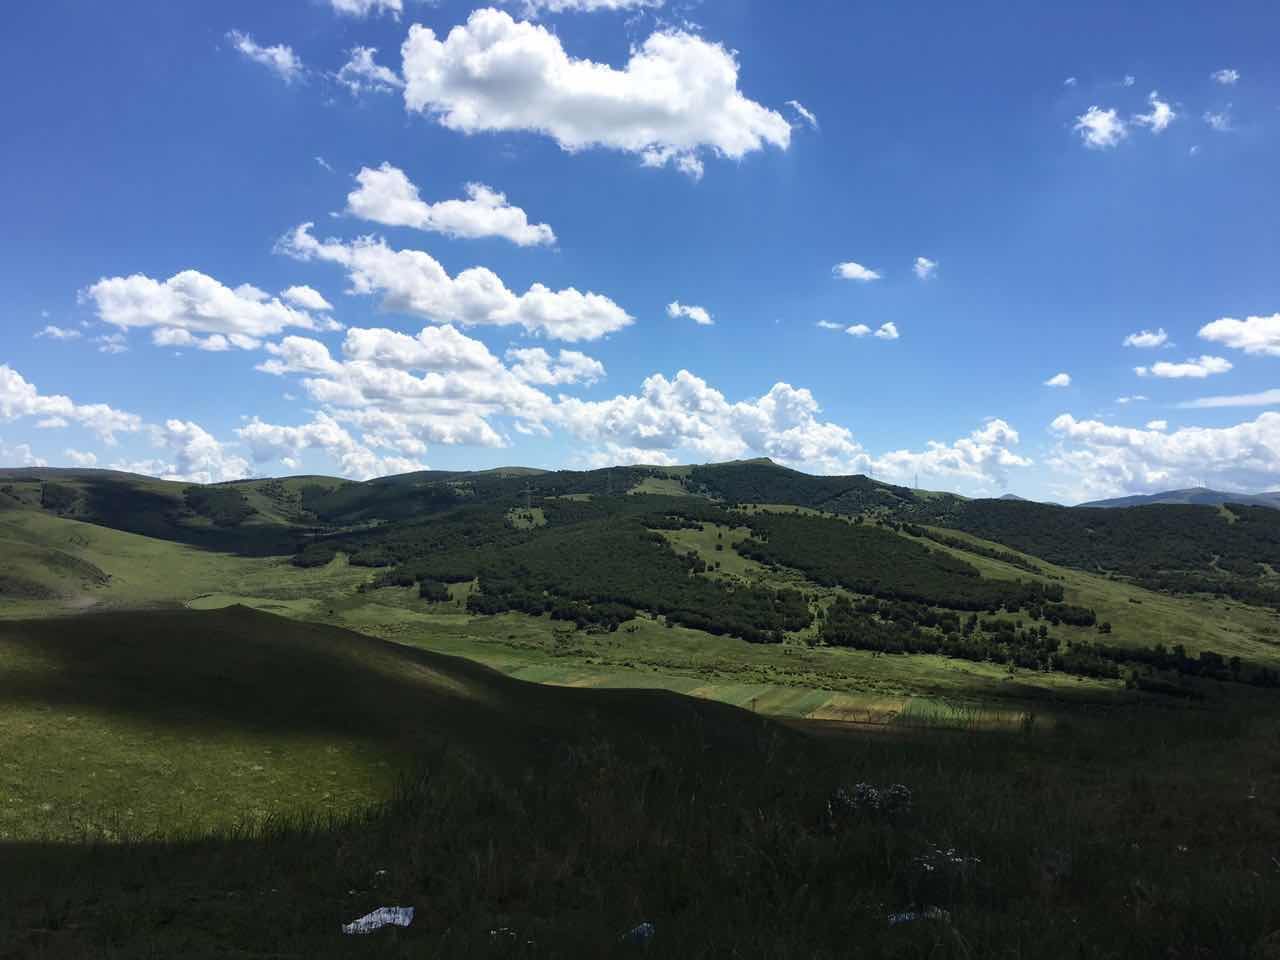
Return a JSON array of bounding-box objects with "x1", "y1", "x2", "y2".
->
[
  {"x1": 1198, "y1": 313, "x2": 1280, "y2": 357},
  {"x1": 1146, "y1": 420, "x2": 1168, "y2": 431},
  {"x1": 514, "y1": 0, "x2": 663, "y2": 12},
  {"x1": 1179, "y1": 389, "x2": 1280, "y2": 410},
  {"x1": 553, "y1": 369, "x2": 1029, "y2": 488},
  {"x1": 1074, "y1": 106, "x2": 1127, "y2": 149},
  {"x1": 1050, "y1": 411, "x2": 1280, "y2": 500},
  {"x1": 1116, "y1": 395, "x2": 1148, "y2": 405},
  {"x1": 330, "y1": 0, "x2": 402, "y2": 17},
  {"x1": 281, "y1": 285, "x2": 334, "y2": 311},
  {"x1": 506, "y1": 347, "x2": 605, "y2": 385},
  {"x1": 846, "y1": 324, "x2": 871, "y2": 337},
  {"x1": 150, "y1": 420, "x2": 251, "y2": 483},
  {"x1": 554, "y1": 371, "x2": 866, "y2": 471},
  {"x1": 1063, "y1": 76, "x2": 1078, "y2": 87},
  {"x1": 0, "y1": 439, "x2": 46, "y2": 468},
  {"x1": 238, "y1": 412, "x2": 426, "y2": 480},
  {"x1": 1123, "y1": 328, "x2": 1168, "y2": 349},
  {"x1": 64, "y1": 449, "x2": 98, "y2": 467},
  {"x1": 35, "y1": 324, "x2": 81, "y2": 341},
  {"x1": 874, "y1": 322, "x2": 899, "y2": 340},
  {"x1": 336, "y1": 47, "x2": 404, "y2": 95},
  {"x1": 1044, "y1": 372, "x2": 1072, "y2": 387},
  {"x1": 1211, "y1": 68, "x2": 1240, "y2": 86},
  {"x1": 85, "y1": 270, "x2": 322, "y2": 345},
  {"x1": 786, "y1": 100, "x2": 819, "y2": 130},
  {"x1": 1132, "y1": 91, "x2": 1176, "y2": 133},
  {"x1": 346, "y1": 163, "x2": 554, "y2": 246},
  {"x1": 252, "y1": 322, "x2": 558, "y2": 464},
  {"x1": 1134, "y1": 356, "x2": 1232, "y2": 379},
  {"x1": 913, "y1": 257, "x2": 937, "y2": 280},
  {"x1": 869, "y1": 419, "x2": 1032, "y2": 489},
  {"x1": 278, "y1": 222, "x2": 630, "y2": 341},
  {"x1": 666, "y1": 301, "x2": 713, "y2": 326},
  {"x1": 227, "y1": 30, "x2": 304, "y2": 84},
  {"x1": 833, "y1": 261, "x2": 881, "y2": 282},
  {"x1": 815, "y1": 321, "x2": 844, "y2": 330},
  {"x1": 0, "y1": 364, "x2": 141, "y2": 443},
  {"x1": 399, "y1": 9, "x2": 790, "y2": 177}
]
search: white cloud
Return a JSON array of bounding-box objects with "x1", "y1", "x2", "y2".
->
[
  {"x1": 1189, "y1": 145, "x2": 1201, "y2": 157},
  {"x1": 846, "y1": 324, "x2": 872, "y2": 337},
  {"x1": 35, "y1": 324, "x2": 81, "y2": 341},
  {"x1": 346, "y1": 163, "x2": 554, "y2": 246},
  {"x1": 86, "y1": 270, "x2": 324, "y2": 346},
  {"x1": 1146, "y1": 420, "x2": 1168, "y2": 431},
  {"x1": 869, "y1": 419, "x2": 1032, "y2": 489},
  {"x1": 1132, "y1": 91, "x2": 1176, "y2": 133},
  {"x1": 1064, "y1": 76, "x2": 1078, "y2": 87},
  {"x1": 1115, "y1": 395, "x2": 1148, "y2": 405},
  {"x1": 553, "y1": 370, "x2": 1029, "y2": 487},
  {"x1": 815, "y1": 321, "x2": 843, "y2": 330},
  {"x1": 833, "y1": 261, "x2": 882, "y2": 282},
  {"x1": 278, "y1": 222, "x2": 631, "y2": 341},
  {"x1": 315, "y1": 156, "x2": 335, "y2": 173},
  {"x1": 0, "y1": 439, "x2": 46, "y2": 468},
  {"x1": 238, "y1": 412, "x2": 425, "y2": 480},
  {"x1": 336, "y1": 47, "x2": 404, "y2": 95},
  {"x1": 506, "y1": 347, "x2": 605, "y2": 385},
  {"x1": 913, "y1": 256, "x2": 937, "y2": 281},
  {"x1": 63, "y1": 449, "x2": 98, "y2": 467},
  {"x1": 1074, "y1": 106, "x2": 1127, "y2": 149},
  {"x1": 96, "y1": 333, "x2": 128, "y2": 355},
  {"x1": 1050, "y1": 411, "x2": 1280, "y2": 500},
  {"x1": 1204, "y1": 108, "x2": 1233, "y2": 132},
  {"x1": 666, "y1": 301, "x2": 713, "y2": 326},
  {"x1": 1044, "y1": 372, "x2": 1071, "y2": 387},
  {"x1": 227, "y1": 30, "x2": 304, "y2": 84},
  {"x1": 554, "y1": 371, "x2": 867, "y2": 471},
  {"x1": 1122, "y1": 75, "x2": 1136, "y2": 87},
  {"x1": 1134, "y1": 355, "x2": 1232, "y2": 379},
  {"x1": 400, "y1": 9, "x2": 790, "y2": 177},
  {"x1": 281, "y1": 285, "x2": 334, "y2": 312},
  {"x1": 135, "y1": 420, "x2": 252, "y2": 484},
  {"x1": 1122, "y1": 328, "x2": 1168, "y2": 349},
  {"x1": 253, "y1": 323, "x2": 555, "y2": 460},
  {"x1": 514, "y1": 0, "x2": 663, "y2": 12},
  {"x1": 1211, "y1": 68, "x2": 1240, "y2": 86},
  {"x1": 1198, "y1": 313, "x2": 1280, "y2": 357},
  {"x1": 785, "y1": 100, "x2": 819, "y2": 131},
  {"x1": 1179, "y1": 389, "x2": 1280, "y2": 410},
  {"x1": 874, "y1": 322, "x2": 899, "y2": 340},
  {"x1": 330, "y1": 0, "x2": 402, "y2": 17},
  {"x1": 0, "y1": 364, "x2": 142, "y2": 443}
]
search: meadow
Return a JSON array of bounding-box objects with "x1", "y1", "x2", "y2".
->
[{"x1": 5, "y1": 465, "x2": 1280, "y2": 955}]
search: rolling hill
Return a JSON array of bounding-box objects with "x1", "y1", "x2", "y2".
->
[{"x1": 1079, "y1": 487, "x2": 1280, "y2": 510}]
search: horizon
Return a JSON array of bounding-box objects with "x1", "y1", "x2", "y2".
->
[
  {"x1": 3, "y1": 1, "x2": 1279, "y2": 504},
  {"x1": 8, "y1": 459, "x2": 1280, "y2": 507}
]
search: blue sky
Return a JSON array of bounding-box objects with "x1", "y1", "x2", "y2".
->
[{"x1": 2, "y1": 0, "x2": 1278, "y2": 502}]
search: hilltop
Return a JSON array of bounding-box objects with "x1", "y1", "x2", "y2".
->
[{"x1": 1080, "y1": 487, "x2": 1280, "y2": 510}]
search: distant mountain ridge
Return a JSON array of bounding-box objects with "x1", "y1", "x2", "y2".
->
[{"x1": 1079, "y1": 488, "x2": 1280, "y2": 510}]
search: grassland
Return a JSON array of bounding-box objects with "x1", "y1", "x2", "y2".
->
[{"x1": 5, "y1": 606, "x2": 1280, "y2": 957}]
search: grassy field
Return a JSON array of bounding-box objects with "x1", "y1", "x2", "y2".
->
[{"x1": 4, "y1": 607, "x2": 1280, "y2": 957}]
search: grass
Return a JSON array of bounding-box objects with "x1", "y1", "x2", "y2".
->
[{"x1": 4, "y1": 609, "x2": 1280, "y2": 957}]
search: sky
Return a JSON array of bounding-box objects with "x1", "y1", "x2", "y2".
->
[{"x1": 2, "y1": 0, "x2": 1278, "y2": 503}]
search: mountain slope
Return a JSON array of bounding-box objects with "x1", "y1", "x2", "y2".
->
[{"x1": 1079, "y1": 487, "x2": 1280, "y2": 510}]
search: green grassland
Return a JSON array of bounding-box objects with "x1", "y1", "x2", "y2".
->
[
  {"x1": 4, "y1": 607, "x2": 1280, "y2": 957},
  {"x1": 6, "y1": 464, "x2": 1280, "y2": 954}
]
